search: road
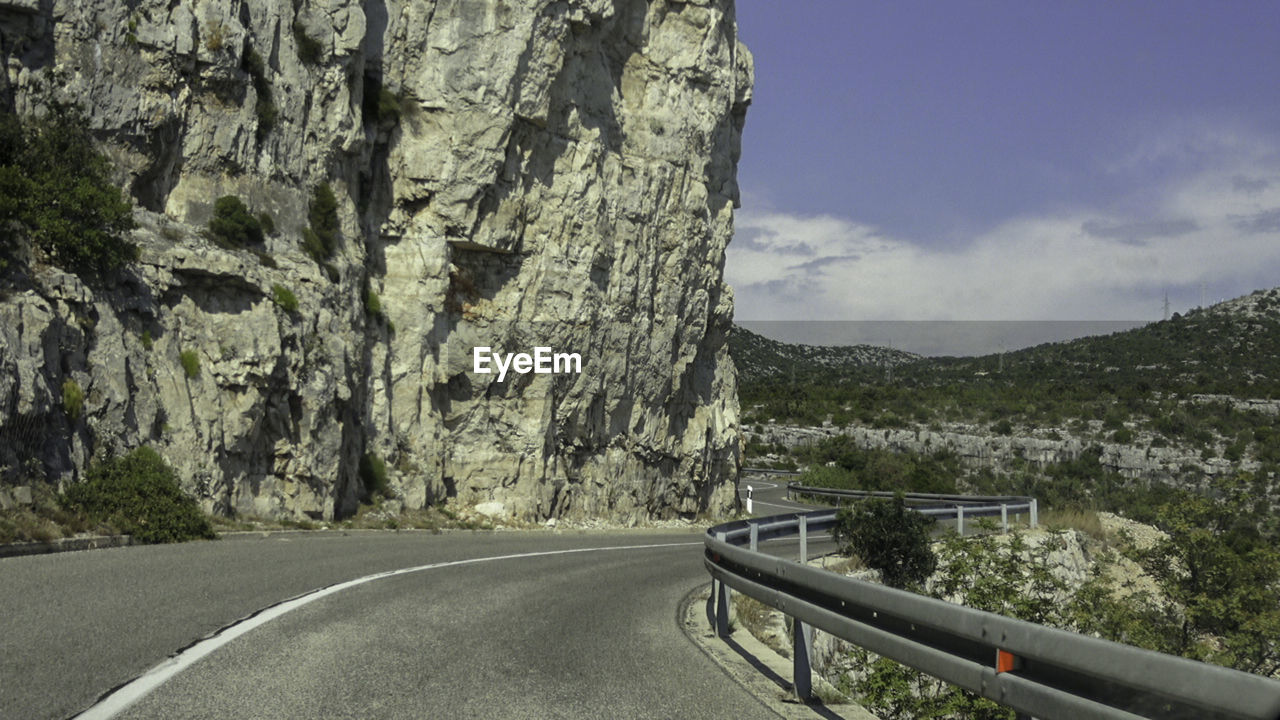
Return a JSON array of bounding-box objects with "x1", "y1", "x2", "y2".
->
[
  {"x1": 735, "y1": 473, "x2": 814, "y2": 516},
  {"x1": 2, "y1": 530, "x2": 786, "y2": 720}
]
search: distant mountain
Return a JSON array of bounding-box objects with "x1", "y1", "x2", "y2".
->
[
  {"x1": 738, "y1": 288, "x2": 1280, "y2": 447},
  {"x1": 910, "y1": 287, "x2": 1280, "y2": 393},
  {"x1": 730, "y1": 325, "x2": 919, "y2": 384}
]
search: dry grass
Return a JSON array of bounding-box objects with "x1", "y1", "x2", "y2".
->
[
  {"x1": 0, "y1": 484, "x2": 109, "y2": 544},
  {"x1": 1041, "y1": 507, "x2": 1106, "y2": 541},
  {"x1": 732, "y1": 593, "x2": 791, "y2": 657},
  {"x1": 733, "y1": 593, "x2": 772, "y2": 637},
  {"x1": 821, "y1": 554, "x2": 866, "y2": 574}
]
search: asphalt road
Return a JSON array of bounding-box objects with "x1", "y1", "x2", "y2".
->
[
  {"x1": 735, "y1": 474, "x2": 814, "y2": 516},
  {"x1": 1, "y1": 530, "x2": 784, "y2": 720}
]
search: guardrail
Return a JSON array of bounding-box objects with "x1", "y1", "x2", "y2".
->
[
  {"x1": 785, "y1": 482, "x2": 1039, "y2": 534},
  {"x1": 703, "y1": 491, "x2": 1280, "y2": 720}
]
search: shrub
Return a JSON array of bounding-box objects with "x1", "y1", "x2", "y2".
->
[
  {"x1": 364, "y1": 288, "x2": 382, "y2": 316},
  {"x1": 293, "y1": 20, "x2": 324, "y2": 65},
  {"x1": 303, "y1": 182, "x2": 340, "y2": 262},
  {"x1": 180, "y1": 349, "x2": 200, "y2": 378},
  {"x1": 1111, "y1": 427, "x2": 1134, "y2": 443},
  {"x1": 140, "y1": 329, "x2": 153, "y2": 351},
  {"x1": 61, "y1": 446, "x2": 215, "y2": 544},
  {"x1": 832, "y1": 495, "x2": 936, "y2": 589},
  {"x1": 242, "y1": 47, "x2": 277, "y2": 141},
  {"x1": 204, "y1": 21, "x2": 226, "y2": 52},
  {"x1": 360, "y1": 452, "x2": 389, "y2": 501},
  {"x1": 0, "y1": 105, "x2": 136, "y2": 278},
  {"x1": 271, "y1": 283, "x2": 298, "y2": 313},
  {"x1": 62, "y1": 379, "x2": 84, "y2": 421},
  {"x1": 208, "y1": 195, "x2": 263, "y2": 247},
  {"x1": 257, "y1": 211, "x2": 276, "y2": 236}
]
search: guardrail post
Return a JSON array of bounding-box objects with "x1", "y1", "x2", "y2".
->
[
  {"x1": 716, "y1": 579, "x2": 731, "y2": 638},
  {"x1": 956, "y1": 505, "x2": 965, "y2": 536},
  {"x1": 749, "y1": 523, "x2": 759, "y2": 552},
  {"x1": 705, "y1": 580, "x2": 716, "y2": 629},
  {"x1": 1030, "y1": 499, "x2": 1038, "y2": 528},
  {"x1": 715, "y1": 531, "x2": 731, "y2": 638},
  {"x1": 799, "y1": 514, "x2": 808, "y2": 563},
  {"x1": 793, "y1": 618, "x2": 813, "y2": 700},
  {"x1": 1001, "y1": 504, "x2": 1009, "y2": 534}
]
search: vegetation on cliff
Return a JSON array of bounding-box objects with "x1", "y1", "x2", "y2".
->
[{"x1": 0, "y1": 105, "x2": 136, "y2": 279}]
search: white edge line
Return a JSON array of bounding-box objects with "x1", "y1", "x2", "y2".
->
[{"x1": 74, "y1": 541, "x2": 700, "y2": 720}]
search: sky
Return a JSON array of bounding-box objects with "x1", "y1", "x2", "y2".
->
[{"x1": 727, "y1": 1, "x2": 1280, "y2": 328}]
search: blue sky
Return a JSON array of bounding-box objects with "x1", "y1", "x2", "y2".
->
[{"x1": 728, "y1": 1, "x2": 1280, "y2": 322}]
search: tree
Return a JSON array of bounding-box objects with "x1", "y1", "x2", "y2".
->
[
  {"x1": 0, "y1": 105, "x2": 136, "y2": 278},
  {"x1": 208, "y1": 195, "x2": 263, "y2": 246},
  {"x1": 833, "y1": 494, "x2": 936, "y2": 589}
]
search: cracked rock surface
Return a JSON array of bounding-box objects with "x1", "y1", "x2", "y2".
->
[{"x1": 0, "y1": 0, "x2": 751, "y2": 522}]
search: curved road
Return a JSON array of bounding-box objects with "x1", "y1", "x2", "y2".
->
[{"x1": 3, "y1": 530, "x2": 794, "y2": 720}]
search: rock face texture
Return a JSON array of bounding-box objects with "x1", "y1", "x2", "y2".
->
[{"x1": 0, "y1": 0, "x2": 751, "y2": 522}]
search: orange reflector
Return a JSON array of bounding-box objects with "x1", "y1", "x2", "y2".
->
[{"x1": 996, "y1": 649, "x2": 1018, "y2": 673}]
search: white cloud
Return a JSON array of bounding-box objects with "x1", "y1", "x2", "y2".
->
[{"x1": 728, "y1": 164, "x2": 1280, "y2": 321}]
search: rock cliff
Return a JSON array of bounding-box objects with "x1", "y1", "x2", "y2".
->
[{"x1": 0, "y1": 0, "x2": 751, "y2": 522}]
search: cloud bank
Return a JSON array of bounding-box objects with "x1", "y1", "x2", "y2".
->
[{"x1": 728, "y1": 153, "x2": 1280, "y2": 321}]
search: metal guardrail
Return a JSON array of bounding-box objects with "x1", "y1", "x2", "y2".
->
[
  {"x1": 703, "y1": 491, "x2": 1280, "y2": 720},
  {"x1": 785, "y1": 482, "x2": 1039, "y2": 533}
]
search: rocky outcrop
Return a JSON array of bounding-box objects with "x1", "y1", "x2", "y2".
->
[
  {"x1": 755, "y1": 422, "x2": 1253, "y2": 487},
  {"x1": 0, "y1": 0, "x2": 751, "y2": 522}
]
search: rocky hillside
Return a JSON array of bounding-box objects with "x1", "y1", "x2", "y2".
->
[
  {"x1": 742, "y1": 289, "x2": 1280, "y2": 508},
  {"x1": 0, "y1": 0, "x2": 752, "y2": 523},
  {"x1": 730, "y1": 325, "x2": 919, "y2": 384}
]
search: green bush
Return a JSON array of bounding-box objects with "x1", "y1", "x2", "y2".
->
[
  {"x1": 360, "y1": 452, "x2": 389, "y2": 501},
  {"x1": 364, "y1": 288, "x2": 382, "y2": 316},
  {"x1": 293, "y1": 20, "x2": 324, "y2": 65},
  {"x1": 140, "y1": 329, "x2": 153, "y2": 351},
  {"x1": 302, "y1": 182, "x2": 340, "y2": 263},
  {"x1": 271, "y1": 283, "x2": 298, "y2": 313},
  {"x1": 242, "y1": 47, "x2": 277, "y2": 141},
  {"x1": 832, "y1": 495, "x2": 936, "y2": 589},
  {"x1": 61, "y1": 446, "x2": 215, "y2": 544},
  {"x1": 208, "y1": 195, "x2": 263, "y2": 247},
  {"x1": 257, "y1": 211, "x2": 276, "y2": 236},
  {"x1": 0, "y1": 105, "x2": 136, "y2": 278},
  {"x1": 1111, "y1": 427, "x2": 1134, "y2": 443},
  {"x1": 62, "y1": 379, "x2": 84, "y2": 421},
  {"x1": 180, "y1": 349, "x2": 200, "y2": 378}
]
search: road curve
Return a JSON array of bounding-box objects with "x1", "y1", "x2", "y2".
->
[{"x1": 2, "y1": 530, "x2": 779, "y2": 720}]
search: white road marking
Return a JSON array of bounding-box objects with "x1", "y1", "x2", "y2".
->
[
  {"x1": 74, "y1": 541, "x2": 701, "y2": 720},
  {"x1": 737, "y1": 480, "x2": 778, "y2": 491}
]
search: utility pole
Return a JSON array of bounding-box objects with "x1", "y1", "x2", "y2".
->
[{"x1": 1163, "y1": 291, "x2": 1171, "y2": 321}]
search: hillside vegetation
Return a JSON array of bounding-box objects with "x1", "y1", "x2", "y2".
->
[
  {"x1": 737, "y1": 289, "x2": 1280, "y2": 462},
  {"x1": 730, "y1": 325, "x2": 919, "y2": 385}
]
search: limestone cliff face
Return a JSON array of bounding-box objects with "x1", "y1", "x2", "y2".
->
[{"x1": 0, "y1": 0, "x2": 751, "y2": 522}]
